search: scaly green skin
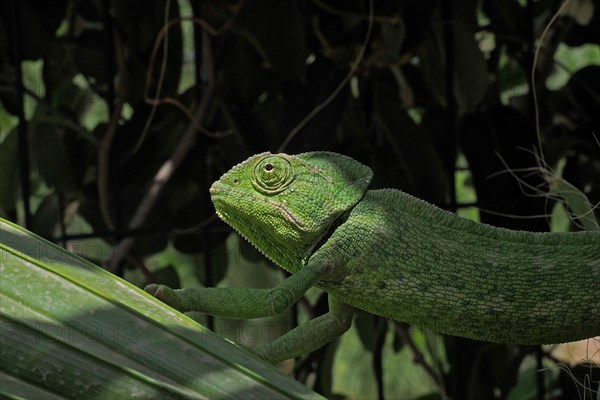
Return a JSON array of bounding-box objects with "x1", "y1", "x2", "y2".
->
[{"x1": 146, "y1": 152, "x2": 600, "y2": 364}]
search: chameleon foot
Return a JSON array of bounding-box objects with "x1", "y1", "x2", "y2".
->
[{"x1": 144, "y1": 284, "x2": 182, "y2": 311}]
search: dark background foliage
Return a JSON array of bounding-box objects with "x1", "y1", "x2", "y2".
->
[{"x1": 1, "y1": 0, "x2": 599, "y2": 398}]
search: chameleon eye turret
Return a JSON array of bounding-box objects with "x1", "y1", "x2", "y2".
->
[{"x1": 252, "y1": 155, "x2": 294, "y2": 194}]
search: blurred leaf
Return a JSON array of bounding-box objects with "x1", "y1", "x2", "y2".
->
[
  {"x1": 313, "y1": 337, "x2": 338, "y2": 398},
  {"x1": 392, "y1": 329, "x2": 404, "y2": 353},
  {"x1": 565, "y1": 65, "x2": 600, "y2": 124},
  {"x1": 43, "y1": 40, "x2": 78, "y2": 95},
  {"x1": 564, "y1": 0, "x2": 600, "y2": 46},
  {"x1": 0, "y1": 218, "x2": 322, "y2": 399},
  {"x1": 30, "y1": 118, "x2": 86, "y2": 193},
  {"x1": 71, "y1": 32, "x2": 113, "y2": 89},
  {"x1": 549, "y1": 174, "x2": 600, "y2": 231},
  {"x1": 152, "y1": 264, "x2": 181, "y2": 288},
  {"x1": 498, "y1": 56, "x2": 528, "y2": 99},
  {"x1": 78, "y1": 194, "x2": 109, "y2": 233},
  {"x1": 238, "y1": 232, "x2": 269, "y2": 263},
  {"x1": 332, "y1": 321, "x2": 439, "y2": 399},
  {"x1": 453, "y1": 0, "x2": 490, "y2": 112},
  {"x1": 209, "y1": 236, "x2": 230, "y2": 284},
  {"x1": 223, "y1": 234, "x2": 280, "y2": 287},
  {"x1": 31, "y1": 194, "x2": 60, "y2": 238},
  {"x1": 506, "y1": 365, "x2": 556, "y2": 400},
  {"x1": 354, "y1": 314, "x2": 376, "y2": 353},
  {"x1": 130, "y1": 234, "x2": 169, "y2": 259},
  {"x1": 483, "y1": 0, "x2": 525, "y2": 39}
]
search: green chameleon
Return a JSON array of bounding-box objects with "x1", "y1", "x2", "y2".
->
[{"x1": 145, "y1": 152, "x2": 600, "y2": 364}]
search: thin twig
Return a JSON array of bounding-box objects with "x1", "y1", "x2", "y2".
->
[
  {"x1": 531, "y1": 0, "x2": 572, "y2": 167},
  {"x1": 394, "y1": 322, "x2": 448, "y2": 398},
  {"x1": 140, "y1": 16, "x2": 231, "y2": 141},
  {"x1": 97, "y1": 3, "x2": 128, "y2": 231},
  {"x1": 134, "y1": 0, "x2": 172, "y2": 153}
]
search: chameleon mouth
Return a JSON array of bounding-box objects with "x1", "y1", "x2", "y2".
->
[
  {"x1": 208, "y1": 182, "x2": 282, "y2": 267},
  {"x1": 210, "y1": 180, "x2": 306, "y2": 230},
  {"x1": 209, "y1": 180, "x2": 224, "y2": 197},
  {"x1": 210, "y1": 180, "x2": 258, "y2": 228},
  {"x1": 209, "y1": 181, "x2": 234, "y2": 226}
]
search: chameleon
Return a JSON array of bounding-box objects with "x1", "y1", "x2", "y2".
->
[{"x1": 145, "y1": 151, "x2": 600, "y2": 364}]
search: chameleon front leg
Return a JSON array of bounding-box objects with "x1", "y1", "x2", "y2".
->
[
  {"x1": 144, "y1": 262, "x2": 328, "y2": 318},
  {"x1": 253, "y1": 295, "x2": 354, "y2": 364}
]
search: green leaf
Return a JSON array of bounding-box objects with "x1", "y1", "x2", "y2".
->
[
  {"x1": 30, "y1": 118, "x2": 86, "y2": 193},
  {"x1": 506, "y1": 364, "x2": 556, "y2": 400},
  {"x1": 354, "y1": 314, "x2": 376, "y2": 353},
  {"x1": 0, "y1": 218, "x2": 322, "y2": 399},
  {"x1": 31, "y1": 194, "x2": 60, "y2": 238},
  {"x1": 452, "y1": 0, "x2": 490, "y2": 112}
]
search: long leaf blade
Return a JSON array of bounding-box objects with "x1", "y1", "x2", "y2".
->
[{"x1": 0, "y1": 218, "x2": 321, "y2": 399}]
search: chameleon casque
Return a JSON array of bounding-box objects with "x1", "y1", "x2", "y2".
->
[{"x1": 145, "y1": 152, "x2": 600, "y2": 364}]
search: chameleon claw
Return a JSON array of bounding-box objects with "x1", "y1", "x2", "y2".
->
[{"x1": 144, "y1": 284, "x2": 182, "y2": 311}]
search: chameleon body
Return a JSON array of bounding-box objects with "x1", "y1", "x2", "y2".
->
[{"x1": 146, "y1": 152, "x2": 600, "y2": 364}]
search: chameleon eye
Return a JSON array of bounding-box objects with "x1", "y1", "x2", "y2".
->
[{"x1": 253, "y1": 156, "x2": 294, "y2": 194}]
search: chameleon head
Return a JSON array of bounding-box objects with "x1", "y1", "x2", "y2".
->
[{"x1": 209, "y1": 152, "x2": 373, "y2": 272}]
